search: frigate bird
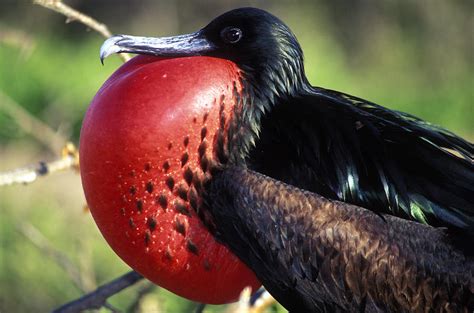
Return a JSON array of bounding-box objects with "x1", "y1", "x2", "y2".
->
[{"x1": 95, "y1": 7, "x2": 474, "y2": 312}]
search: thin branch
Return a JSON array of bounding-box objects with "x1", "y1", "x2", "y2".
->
[
  {"x1": 76, "y1": 239, "x2": 98, "y2": 294},
  {"x1": 18, "y1": 222, "x2": 85, "y2": 291},
  {"x1": 249, "y1": 290, "x2": 277, "y2": 313},
  {"x1": 18, "y1": 222, "x2": 122, "y2": 311},
  {"x1": 0, "y1": 142, "x2": 79, "y2": 186},
  {"x1": 0, "y1": 27, "x2": 36, "y2": 59},
  {"x1": 33, "y1": 0, "x2": 130, "y2": 63},
  {"x1": 227, "y1": 288, "x2": 278, "y2": 313},
  {"x1": 0, "y1": 89, "x2": 66, "y2": 153},
  {"x1": 236, "y1": 287, "x2": 253, "y2": 313},
  {"x1": 52, "y1": 271, "x2": 144, "y2": 313}
]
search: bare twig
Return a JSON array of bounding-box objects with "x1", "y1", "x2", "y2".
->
[
  {"x1": 0, "y1": 142, "x2": 79, "y2": 186},
  {"x1": 249, "y1": 290, "x2": 277, "y2": 313},
  {"x1": 236, "y1": 287, "x2": 253, "y2": 313},
  {"x1": 0, "y1": 90, "x2": 66, "y2": 152},
  {"x1": 0, "y1": 27, "x2": 36, "y2": 59},
  {"x1": 18, "y1": 222, "x2": 124, "y2": 311},
  {"x1": 18, "y1": 222, "x2": 86, "y2": 292},
  {"x1": 227, "y1": 288, "x2": 278, "y2": 313},
  {"x1": 33, "y1": 0, "x2": 130, "y2": 62},
  {"x1": 52, "y1": 271, "x2": 144, "y2": 313},
  {"x1": 76, "y1": 239, "x2": 98, "y2": 294}
]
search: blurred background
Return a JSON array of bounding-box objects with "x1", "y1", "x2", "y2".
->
[{"x1": 0, "y1": 0, "x2": 472, "y2": 312}]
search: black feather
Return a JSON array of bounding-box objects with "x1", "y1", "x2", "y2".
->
[{"x1": 248, "y1": 88, "x2": 474, "y2": 246}]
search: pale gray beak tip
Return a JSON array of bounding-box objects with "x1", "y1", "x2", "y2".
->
[{"x1": 100, "y1": 35, "x2": 125, "y2": 64}]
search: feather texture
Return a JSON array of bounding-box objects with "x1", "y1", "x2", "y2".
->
[
  {"x1": 247, "y1": 87, "x2": 474, "y2": 250},
  {"x1": 208, "y1": 167, "x2": 474, "y2": 312}
]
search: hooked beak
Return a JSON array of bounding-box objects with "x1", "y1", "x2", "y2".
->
[{"x1": 100, "y1": 31, "x2": 215, "y2": 64}]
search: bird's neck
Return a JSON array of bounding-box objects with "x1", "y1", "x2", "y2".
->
[
  {"x1": 242, "y1": 56, "x2": 309, "y2": 99},
  {"x1": 224, "y1": 60, "x2": 309, "y2": 165}
]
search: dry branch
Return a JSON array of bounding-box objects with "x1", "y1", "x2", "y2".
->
[
  {"x1": 52, "y1": 271, "x2": 143, "y2": 313},
  {"x1": 0, "y1": 27, "x2": 36, "y2": 59},
  {"x1": 249, "y1": 290, "x2": 277, "y2": 313},
  {"x1": 0, "y1": 90, "x2": 66, "y2": 153},
  {"x1": 33, "y1": 0, "x2": 131, "y2": 62},
  {"x1": 226, "y1": 288, "x2": 277, "y2": 313},
  {"x1": 0, "y1": 142, "x2": 79, "y2": 186},
  {"x1": 18, "y1": 222, "x2": 85, "y2": 291},
  {"x1": 18, "y1": 222, "x2": 126, "y2": 311}
]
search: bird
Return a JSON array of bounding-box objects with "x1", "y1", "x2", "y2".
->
[{"x1": 95, "y1": 7, "x2": 474, "y2": 312}]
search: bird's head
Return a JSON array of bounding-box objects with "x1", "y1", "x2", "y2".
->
[{"x1": 101, "y1": 7, "x2": 308, "y2": 98}]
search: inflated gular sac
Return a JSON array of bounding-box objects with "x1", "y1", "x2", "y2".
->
[{"x1": 80, "y1": 55, "x2": 260, "y2": 304}]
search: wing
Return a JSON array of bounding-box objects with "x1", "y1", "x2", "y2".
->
[
  {"x1": 248, "y1": 87, "x2": 474, "y2": 241},
  {"x1": 208, "y1": 167, "x2": 474, "y2": 312}
]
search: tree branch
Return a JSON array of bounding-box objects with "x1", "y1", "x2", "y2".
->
[
  {"x1": 52, "y1": 271, "x2": 144, "y2": 313},
  {"x1": 249, "y1": 290, "x2": 276, "y2": 313},
  {"x1": 18, "y1": 222, "x2": 85, "y2": 292},
  {"x1": 0, "y1": 27, "x2": 36, "y2": 59},
  {"x1": 0, "y1": 89, "x2": 66, "y2": 153},
  {"x1": 0, "y1": 142, "x2": 79, "y2": 186},
  {"x1": 226, "y1": 288, "x2": 278, "y2": 313},
  {"x1": 18, "y1": 222, "x2": 128, "y2": 311},
  {"x1": 33, "y1": 0, "x2": 130, "y2": 63}
]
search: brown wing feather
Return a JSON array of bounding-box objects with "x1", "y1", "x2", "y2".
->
[{"x1": 208, "y1": 167, "x2": 474, "y2": 312}]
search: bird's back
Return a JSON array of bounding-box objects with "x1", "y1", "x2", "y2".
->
[{"x1": 248, "y1": 87, "x2": 474, "y2": 253}]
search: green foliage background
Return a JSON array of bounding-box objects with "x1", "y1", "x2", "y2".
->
[{"x1": 0, "y1": 1, "x2": 472, "y2": 312}]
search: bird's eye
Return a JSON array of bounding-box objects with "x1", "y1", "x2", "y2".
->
[{"x1": 220, "y1": 27, "x2": 242, "y2": 44}]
